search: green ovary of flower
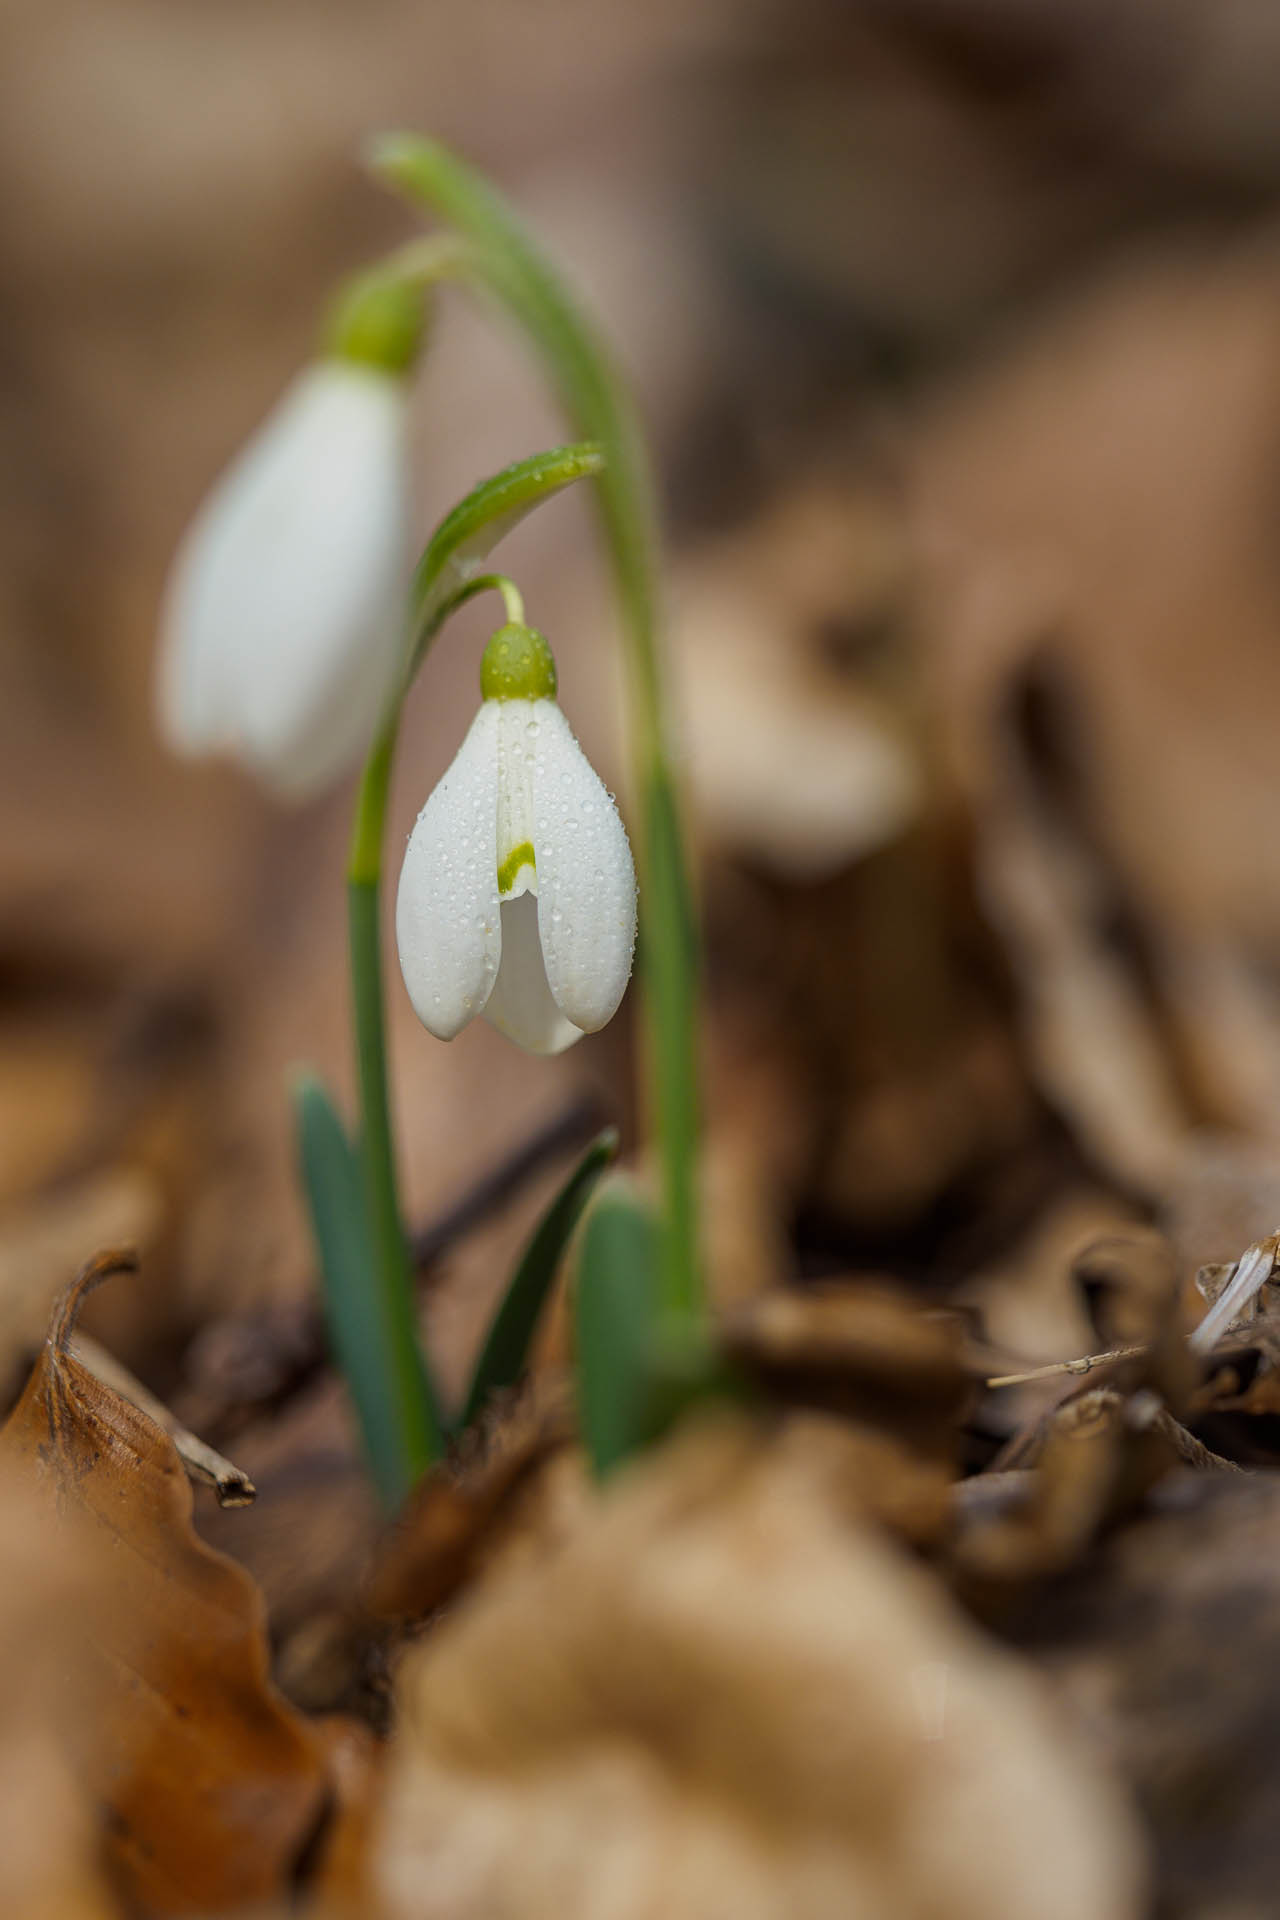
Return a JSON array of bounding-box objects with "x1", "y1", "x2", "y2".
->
[
  {"x1": 480, "y1": 622, "x2": 558, "y2": 703},
  {"x1": 325, "y1": 269, "x2": 427, "y2": 375}
]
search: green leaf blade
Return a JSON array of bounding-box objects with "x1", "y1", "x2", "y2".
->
[
  {"x1": 457, "y1": 1126, "x2": 618, "y2": 1434},
  {"x1": 294, "y1": 1072, "x2": 431, "y2": 1510},
  {"x1": 573, "y1": 1186, "x2": 665, "y2": 1479}
]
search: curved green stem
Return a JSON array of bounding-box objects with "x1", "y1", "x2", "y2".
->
[
  {"x1": 342, "y1": 567, "x2": 532, "y2": 1494},
  {"x1": 347, "y1": 714, "x2": 441, "y2": 1484},
  {"x1": 371, "y1": 133, "x2": 702, "y2": 1327},
  {"x1": 423, "y1": 569, "x2": 525, "y2": 650}
]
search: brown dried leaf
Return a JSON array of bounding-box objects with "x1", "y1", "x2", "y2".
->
[
  {"x1": 1069, "y1": 1231, "x2": 1195, "y2": 1410},
  {"x1": 1029, "y1": 1470, "x2": 1280, "y2": 1918},
  {"x1": 366, "y1": 1383, "x2": 574, "y2": 1623},
  {"x1": 373, "y1": 1414, "x2": 1145, "y2": 1920},
  {"x1": 955, "y1": 1384, "x2": 1197, "y2": 1612},
  {"x1": 673, "y1": 493, "x2": 922, "y2": 880},
  {"x1": 0, "y1": 1250, "x2": 329, "y2": 1915},
  {"x1": 723, "y1": 1280, "x2": 972, "y2": 1463},
  {"x1": 0, "y1": 1474, "x2": 116, "y2": 1920},
  {"x1": 957, "y1": 1229, "x2": 1219, "y2": 1603}
]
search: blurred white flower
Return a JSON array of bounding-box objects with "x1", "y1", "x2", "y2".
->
[
  {"x1": 157, "y1": 360, "x2": 411, "y2": 798},
  {"x1": 396, "y1": 625, "x2": 636, "y2": 1054}
]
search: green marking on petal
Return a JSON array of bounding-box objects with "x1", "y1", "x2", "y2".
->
[{"x1": 497, "y1": 840, "x2": 536, "y2": 895}]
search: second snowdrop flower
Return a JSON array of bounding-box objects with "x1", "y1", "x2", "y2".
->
[
  {"x1": 157, "y1": 273, "x2": 426, "y2": 798},
  {"x1": 397, "y1": 619, "x2": 637, "y2": 1054}
]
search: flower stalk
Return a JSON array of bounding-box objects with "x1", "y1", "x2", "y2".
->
[
  {"x1": 347, "y1": 715, "x2": 443, "y2": 1484},
  {"x1": 371, "y1": 133, "x2": 703, "y2": 1329}
]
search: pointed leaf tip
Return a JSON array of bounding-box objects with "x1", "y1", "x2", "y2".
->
[{"x1": 458, "y1": 1127, "x2": 619, "y2": 1432}]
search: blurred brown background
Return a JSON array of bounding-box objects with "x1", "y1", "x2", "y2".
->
[
  {"x1": 7, "y1": 0, "x2": 1280, "y2": 1553},
  {"x1": 13, "y1": 8, "x2": 1280, "y2": 1916}
]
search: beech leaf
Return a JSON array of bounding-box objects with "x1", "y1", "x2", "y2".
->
[{"x1": 0, "y1": 1249, "x2": 329, "y2": 1916}]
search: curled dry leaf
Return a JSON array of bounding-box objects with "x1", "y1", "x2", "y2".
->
[
  {"x1": 0, "y1": 1164, "x2": 162, "y2": 1402},
  {"x1": 374, "y1": 1414, "x2": 1145, "y2": 1920},
  {"x1": 0, "y1": 1250, "x2": 329, "y2": 1916},
  {"x1": 70, "y1": 1328, "x2": 255, "y2": 1507},
  {"x1": 1070, "y1": 1232, "x2": 1196, "y2": 1410},
  {"x1": 956, "y1": 1232, "x2": 1225, "y2": 1607}
]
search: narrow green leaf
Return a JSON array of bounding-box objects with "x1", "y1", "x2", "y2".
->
[
  {"x1": 574, "y1": 1186, "x2": 666, "y2": 1479},
  {"x1": 293, "y1": 1072, "x2": 431, "y2": 1509},
  {"x1": 410, "y1": 441, "x2": 604, "y2": 655},
  {"x1": 456, "y1": 1127, "x2": 618, "y2": 1434}
]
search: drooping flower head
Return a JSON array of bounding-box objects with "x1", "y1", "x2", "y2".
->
[
  {"x1": 157, "y1": 272, "x2": 426, "y2": 798},
  {"x1": 396, "y1": 620, "x2": 637, "y2": 1054}
]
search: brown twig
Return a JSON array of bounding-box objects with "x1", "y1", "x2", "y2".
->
[{"x1": 985, "y1": 1344, "x2": 1147, "y2": 1390}]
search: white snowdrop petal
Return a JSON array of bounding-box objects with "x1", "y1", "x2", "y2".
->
[
  {"x1": 531, "y1": 703, "x2": 637, "y2": 1033},
  {"x1": 158, "y1": 363, "x2": 409, "y2": 797},
  {"x1": 482, "y1": 892, "x2": 583, "y2": 1055},
  {"x1": 396, "y1": 705, "x2": 502, "y2": 1040}
]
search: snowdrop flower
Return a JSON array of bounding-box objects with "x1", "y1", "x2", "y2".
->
[
  {"x1": 397, "y1": 620, "x2": 636, "y2": 1054},
  {"x1": 157, "y1": 274, "x2": 425, "y2": 798}
]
